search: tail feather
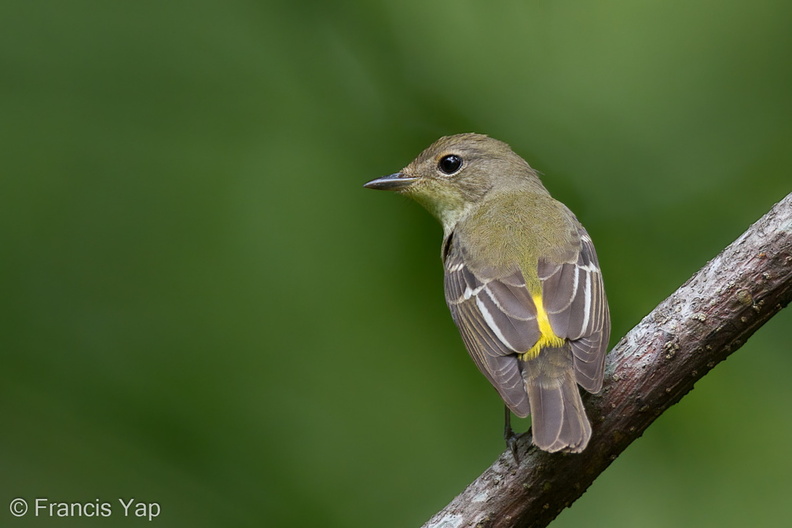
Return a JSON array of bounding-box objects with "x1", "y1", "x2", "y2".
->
[{"x1": 522, "y1": 345, "x2": 592, "y2": 453}]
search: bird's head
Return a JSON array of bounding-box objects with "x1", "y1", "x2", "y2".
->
[{"x1": 365, "y1": 133, "x2": 541, "y2": 231}]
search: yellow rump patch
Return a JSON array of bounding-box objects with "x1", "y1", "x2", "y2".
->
[{"x1": 520, "y1": 294, "x2": 565, "y2": 361}]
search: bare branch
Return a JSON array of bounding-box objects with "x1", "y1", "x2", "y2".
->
[{"x1": 423, "y1": 192, "x2": 792, "y2": 528}]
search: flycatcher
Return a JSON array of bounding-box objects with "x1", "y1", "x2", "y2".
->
[{"x1": 364, "y1": 133, "x2": 610, "y2": 454}]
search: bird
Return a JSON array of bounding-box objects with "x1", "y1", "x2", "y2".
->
[{"x1": 364, "y1": 133, "x2": 610, "y2": 454}]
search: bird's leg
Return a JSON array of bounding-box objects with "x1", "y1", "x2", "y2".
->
[{"x1": 504, "y1": 405, "x2": 520, "y2": 463}]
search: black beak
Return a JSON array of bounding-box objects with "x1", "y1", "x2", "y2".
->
[{"x1": 363, "y1": 172, "x2": 418, "y2": 191}]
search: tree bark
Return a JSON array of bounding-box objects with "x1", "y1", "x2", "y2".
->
[{"x1": 422, "y1": 192, "x2": 792, "y2": 528}]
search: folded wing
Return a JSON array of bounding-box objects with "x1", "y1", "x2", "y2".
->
[
  {"x1": 444, "y1": 235, "x2": 540, "y2": 416},
  {"x1": 538, "y1": 227, "x2": 610, "y2": 392}
]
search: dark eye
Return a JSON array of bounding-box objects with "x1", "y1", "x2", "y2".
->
[{"x1": 438, "y1": 154, "x2": 463, "y2": 175}]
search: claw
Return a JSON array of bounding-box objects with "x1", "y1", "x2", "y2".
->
[{"x1": 504, "y1": 406, "x2": 520, "y2": 463}]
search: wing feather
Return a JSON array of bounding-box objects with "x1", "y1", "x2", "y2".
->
[
  {"x1": 541, "y1": 227, "x2": 610, "y2": 393},
  {"x1": 444, "y1": 235, "x2": 537, "y2": 416}
]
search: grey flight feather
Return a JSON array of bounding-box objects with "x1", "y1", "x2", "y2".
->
[
  {"x1": 539, "y1": 225, "x2": 610, "y2": 393},
  {"x1": 444, "y1": 235, "x2": 535, "y2": 415}
]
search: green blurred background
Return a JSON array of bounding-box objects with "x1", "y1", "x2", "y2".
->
[{"x1": 2, "y1": 0, "x2": 790, "y2": 526}]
